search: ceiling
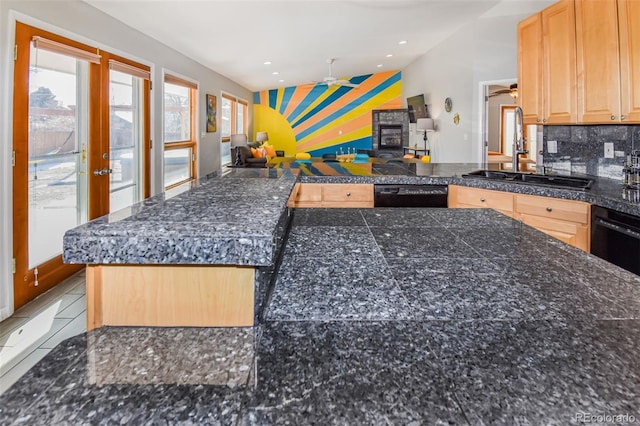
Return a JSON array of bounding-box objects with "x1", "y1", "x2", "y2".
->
[{"x1": 85, "y1": 0, "x2": 554, "y2": 92}]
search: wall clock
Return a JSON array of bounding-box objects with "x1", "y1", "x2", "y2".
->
[{"x1": 444, "y1": 97, "x2": 452, "y2": 112}]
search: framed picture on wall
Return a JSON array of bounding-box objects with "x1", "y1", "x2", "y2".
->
[{"x1": 206, "y1": 94, "x2": 216, "y2": 132}]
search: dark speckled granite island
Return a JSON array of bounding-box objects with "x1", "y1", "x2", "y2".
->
[{"x1": 2, "y1": 162, "x2": 640, "y2": 424}]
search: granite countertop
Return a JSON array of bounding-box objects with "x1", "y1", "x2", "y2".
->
[
  {"x1": 63, "y1": 168, "x2": 297, "y2": 266},
  {"x1": 275, "y1": 159, "x2": 640, "y2": 216},
  {"x1": 63, "y1": 160, "x2": 638, "y2": 268},
  {"x1": 3, "y1": 208, "x2": 640, "y2": 424}
]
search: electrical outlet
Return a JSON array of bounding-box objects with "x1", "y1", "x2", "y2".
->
[
  {"x1": 604, "y1": 142, "x2": 614, "y2": 159},
  {"x1": 547, "y1": 140, "x2": 557, "y2": 154}
]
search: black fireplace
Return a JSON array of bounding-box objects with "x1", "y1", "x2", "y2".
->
[
  {"x1": 371, "y1": 109, "x2": 409, "y2": 154},
  {"x1": 378, "y1": 125, "x2": 403, "y2": 150}
]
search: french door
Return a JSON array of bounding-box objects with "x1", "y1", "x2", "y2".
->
[{"x1": 12, "y1": 23, "x2": 150, "y2": 310}]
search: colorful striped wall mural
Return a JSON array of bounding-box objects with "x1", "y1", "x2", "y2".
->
[{"x1": 252, "y1": 70, "x2": 402, "y2": 157}]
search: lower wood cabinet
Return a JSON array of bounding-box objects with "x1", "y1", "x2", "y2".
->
[
  {"x1": 447, "y1": 185, "x2": 515, "y2": 218},
  {"x1": 514, "y1": 193, "x2": 590, "y2": 251},
  {"x1": 287, "y1": 183, "x2": 374, "y2": 208},
  {"x1": 448, "y1": 185, "x2": 591, "y2": 251}
]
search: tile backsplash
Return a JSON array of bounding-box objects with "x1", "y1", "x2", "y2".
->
[{"x1": 542, "y1": 125, "x2": 640, "y2": 180}]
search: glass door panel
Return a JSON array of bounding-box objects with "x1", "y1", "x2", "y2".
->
[
  {"x1": 28, "y1": 47, "x2": 89, "y2": 268},
  {"x1": 109, "y1": 70, "x2": 143, "y2": 212},
  {"x1": 164, "y1": 147, "x2": 192, "y2": 187}
]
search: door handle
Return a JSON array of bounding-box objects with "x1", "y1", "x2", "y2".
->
[{"x1": 93, "y1": 168, "x2": 112, "y2": 176}]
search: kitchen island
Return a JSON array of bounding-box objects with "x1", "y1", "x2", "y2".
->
[
  {"x1": 2, "y1": 207, "x2": 639, "y2": 424},
  {"x1": 62, "y1": 160, "x2": 639, "y2": 331},
  {"x1": 62, "y1": 168, "x2": 297, "y2": 329}
]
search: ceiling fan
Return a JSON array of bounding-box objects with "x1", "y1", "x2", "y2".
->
[
  {"x1": 313, "y1": 59, "x2": 360, "y2": 88},
  {"x1": 488, "y1": 83, "x2": 518, "y2": 98}
]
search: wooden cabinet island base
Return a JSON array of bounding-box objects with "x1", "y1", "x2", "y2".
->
[{"x1": 85, "y1": 265, "x2": 255, "y2": 331}]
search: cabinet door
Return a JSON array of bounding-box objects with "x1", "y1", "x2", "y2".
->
[
  {"x1": 518, "y1": 14, "x2": 544, "y2": 125},
  {"x1": 518, "y1": 214, "x2": 590, "y2": 251},
  {"x1": 576, "y1": 0, "x2": 622, "y2": 123},
  {"x1": 515, "y1": 193, "x2": 590, "y2": 251},
  {"x1": 542, "y1": 0, "x2": 578, "y2": 124},
  {"x1": 619, "y1": 0, "x2": 640, "y2": 122}
]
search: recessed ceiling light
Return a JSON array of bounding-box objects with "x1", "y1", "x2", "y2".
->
[
  {"x1": 278, "y1": 79, "x2": 284, "y2": 83},
  {"x1": 386, "y1": 54, "x2": 393, "y2": 58},
  {"x1": 377, "y1": 64, "x2": 383, "y2": 68},
  {"x1": 272, "y1": 71, "x2": 279, "y2": 75},
  {"x1": 264, "y1": 61, "x2": 272, "y2": 65},
  {"x1": 399, "y1": 40, "x2": 407, "y2": 45}
]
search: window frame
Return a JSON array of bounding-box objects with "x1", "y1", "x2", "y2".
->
[
  {"x1": 220, "y1": 92, "x2": 248, "y2": 142},
  {"x1": 163, "y1": 73, "x2": 197, "y2": 189}
]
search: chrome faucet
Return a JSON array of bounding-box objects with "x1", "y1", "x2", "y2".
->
[{"x1": 512, "y1": 106, "x2": 528, "y2": 172}]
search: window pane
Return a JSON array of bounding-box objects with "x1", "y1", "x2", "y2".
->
[
  {"x1": 164, "y1": 147, "x2": 191, "y2": 187},
  {"x1": 221, "y1": 142, "x2": 231, "y2": 166},
  {"x1": 164, "y1": 82, "x2": 190, "y2": 143},
  {"x1": 221, "y1": 97, "x2": 232, "y2": 138},
  {"x1": 236, "y1": 104, "x2": 244, "y2": 134},
  {"x1": 110, "y1": 70, "x2": 143, "y2": 212}
]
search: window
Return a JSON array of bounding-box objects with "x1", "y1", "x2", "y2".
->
[
  {"x1": 220, "y1": 93, "x2": 248, "y2": 142},
  {"x1": 163, "y1": 74, "x2": 197, "y2": 188}
]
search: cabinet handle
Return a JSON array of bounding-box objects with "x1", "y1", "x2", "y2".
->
[
  {"x1": 546, "y1": 207, "x2": 552, "y2": 212},
  {"x1": 536, "y1": 118, "x2": 541, "y2": 123},
  {"x1": 542, "y1": 118, "x2": 547, "y2": 123},
  {"x1": 621, "y1": 115, "x2": 626, "y2": 121},
  {"x1": 346, "y1": 192, "x2": 351, "y2": 197},
  {"x1": 611, "y1": 115, "x2": 616, "y2": 120},
  {"x1": 480, "y1": 198, "x2": 486, "y2": 202}
]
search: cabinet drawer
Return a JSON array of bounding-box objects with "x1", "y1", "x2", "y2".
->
[
  {"x1": 515, "y1": 194, "x2": 590, "y2": 224},
  {"x1": 450, "y1": 185, "x2": 514, "y2": 212},
  {"x1": 287, "y1": 183, "x2": 373, "y2": 208},
  {"x1": 287, "y1": 183, "x2": 323, "y2": 207},
  {"x1": 322, "y1": 184, "x2": 373, "y2": 203}
]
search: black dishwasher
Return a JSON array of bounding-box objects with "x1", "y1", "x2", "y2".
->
[
  {"x1": 374, "y1": 184, "x2": 448, "y2": 207},
  {"x1": 591, "y1": 205, "x2": 640, "y2": 275}
]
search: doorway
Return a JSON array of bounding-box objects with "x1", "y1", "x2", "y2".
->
[{"x1": 481, "y1": 79, "x2": 538, "y2": 170}]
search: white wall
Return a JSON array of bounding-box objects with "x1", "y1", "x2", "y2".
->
[
  {"x1": 402, "y1": 2, "x2": 553, "y2": 163},
  {"x1": 0, "y1": 1, "x2": 252, "y2": 320}
]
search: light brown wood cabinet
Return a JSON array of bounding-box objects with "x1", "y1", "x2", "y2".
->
[
  {"x1": 518, "y1": 13, "x2": 544, "y2": 125},
  {"x1": 618, "y1": 0, "x2": 640, "y2": 122},
  {"x1": 514, "y1": 193, "x2": 590, "y2": 251},
  {"x1": 518, "y1": 0, "x2": 578, "y2": 125},
  {"x1": 520, "y1": 0, "x2": 640, "y2": 125},
  {"x1": 287, "y1": 183, "x2": 374, "y2": 208},
  {"x1": 447, "y1": 185, "x2": 515, "y2": 218},
  {"x1": 576, "y1": 0, "x2": 640, "y2": 123},
  {"x1": 448, "y1": 185, "x2": 591, "y2": 251}
]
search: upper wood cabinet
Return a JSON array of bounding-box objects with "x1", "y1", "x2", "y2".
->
[
  {"x1": 575, "y1": 0, "x2": 621, "y2": 123},
  {"x1": 618, "y1": 0, "x2": 640, "y2": 122},
  {"x1": 575, "y1": 0, "x2": 640, "y2": 123},
  {"x1": 518, "y1": 0, "x2": 578, "y2": 125},
  {"x1": 542, "y1": 0, "x2": 578, "y2": 124},
  {"x1": 518, "y1": 14, "x2": 543, "y2": 124}
]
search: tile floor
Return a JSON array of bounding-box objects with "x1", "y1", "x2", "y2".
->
[{"x1": 0, "y1": 270, "x2": 86, "y2": 395}]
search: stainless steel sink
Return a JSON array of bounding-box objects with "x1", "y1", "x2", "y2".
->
[{"x1": 462, "y1": 170, "x2": 593, "y2": 190}]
